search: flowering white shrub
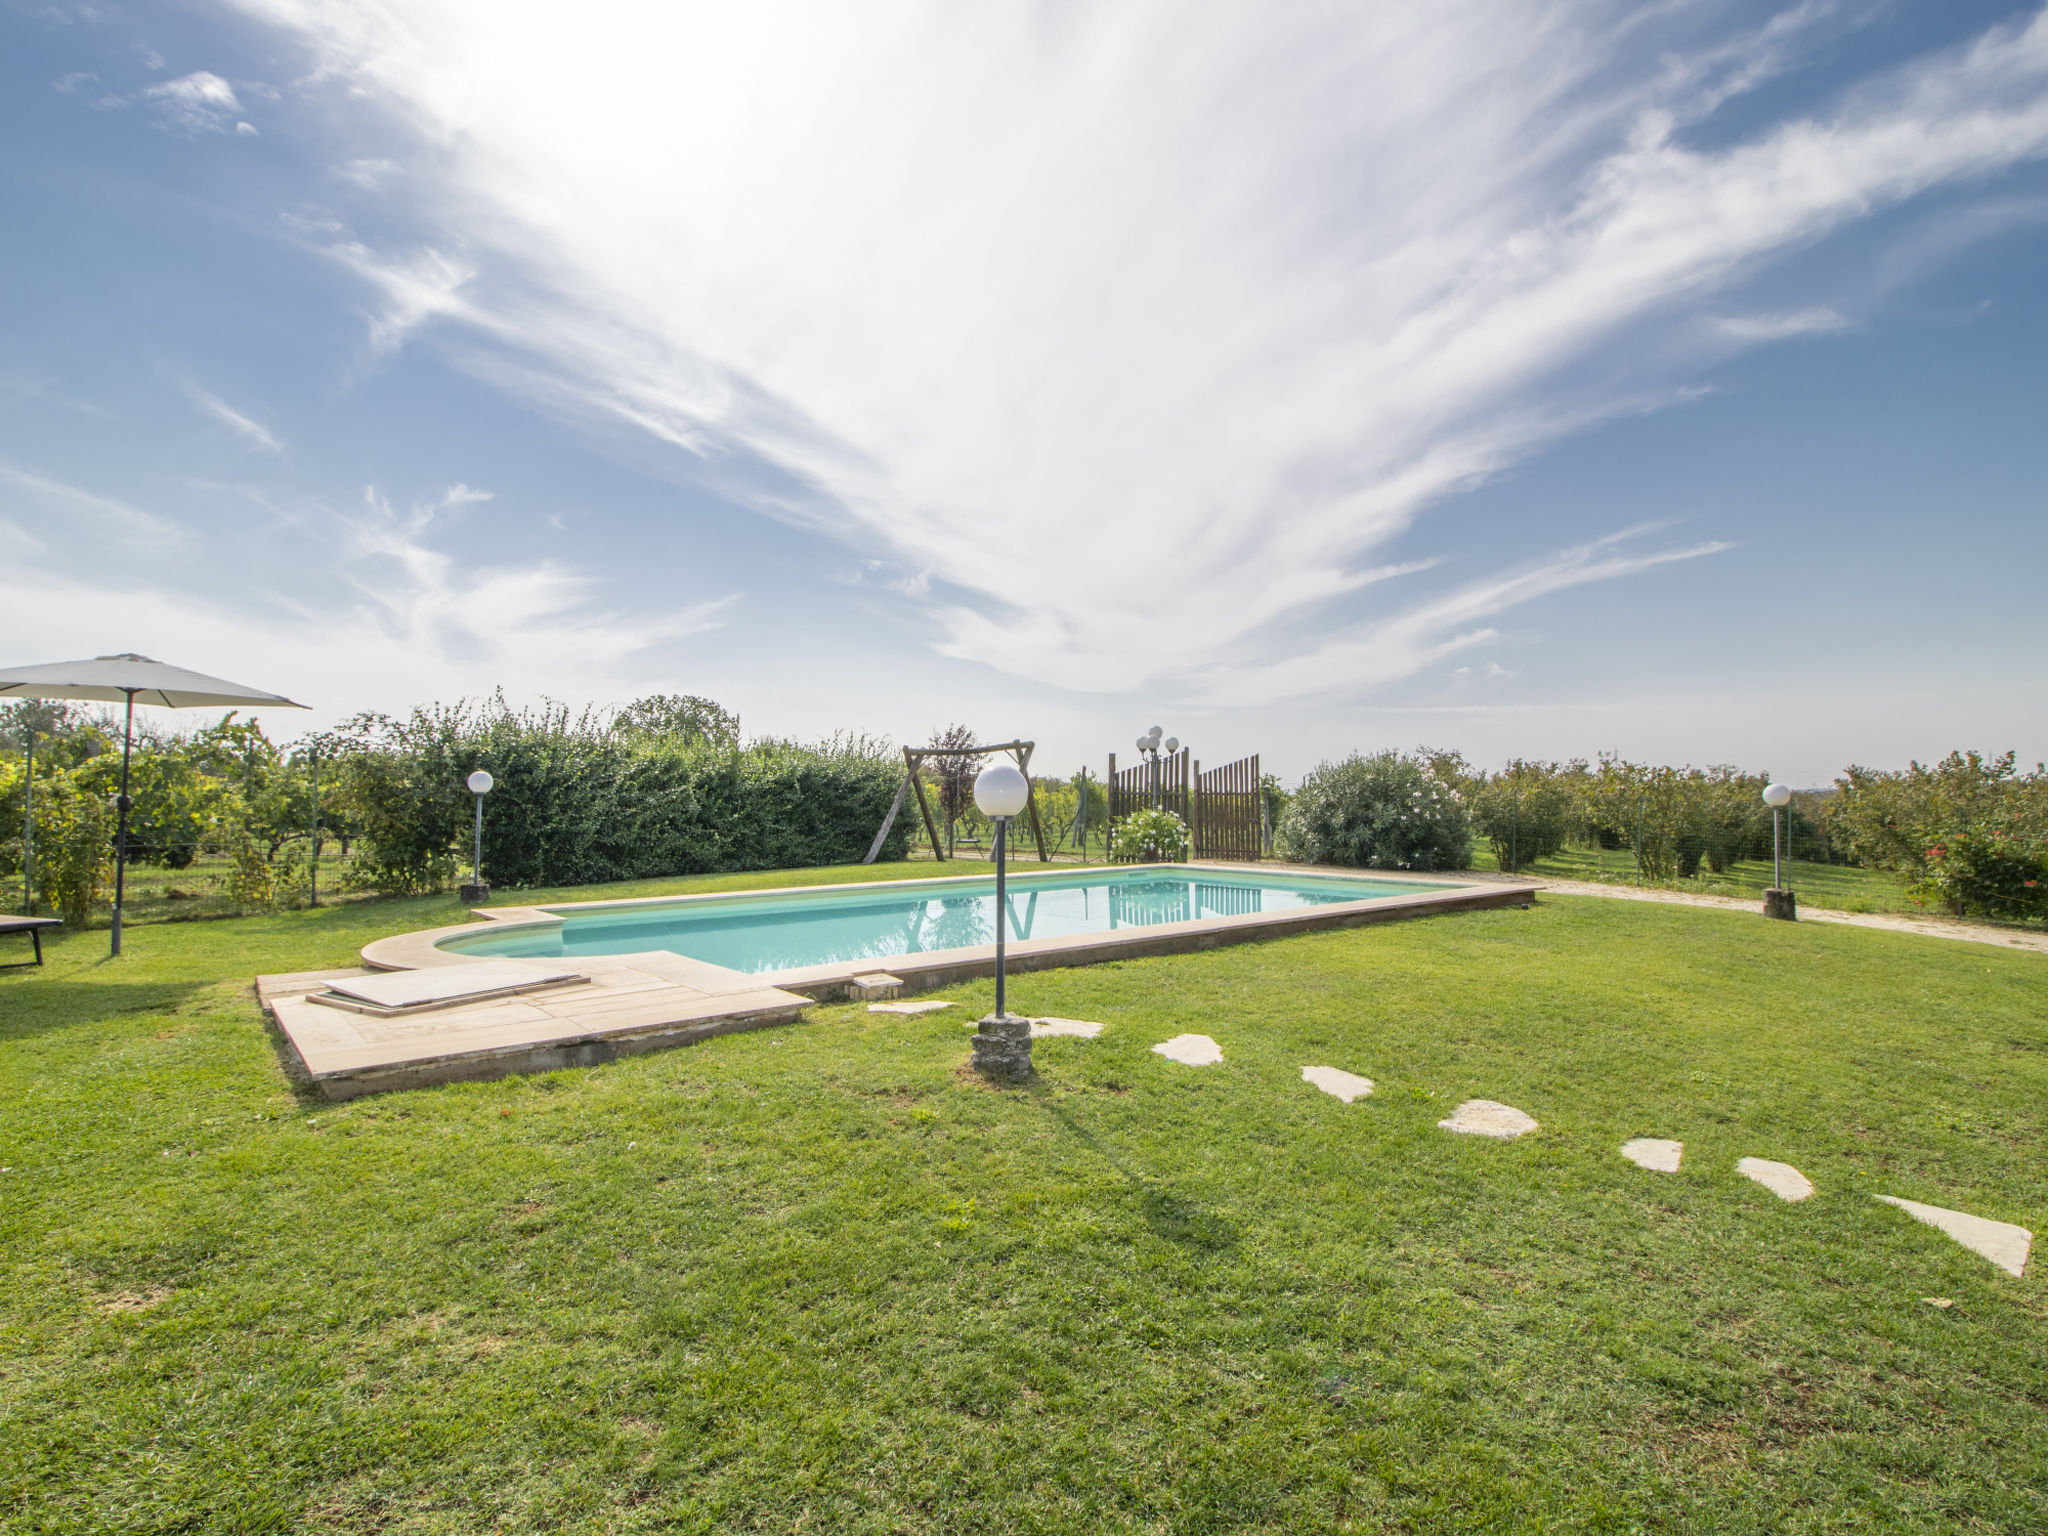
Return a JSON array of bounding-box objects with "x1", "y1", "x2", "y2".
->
[
  {"x1": 1109, "y1": 807, "x2": 1191, "y2": 863},
  {"x1": 1278, "y1": 751, "x2": 1471, "y2": 870}
]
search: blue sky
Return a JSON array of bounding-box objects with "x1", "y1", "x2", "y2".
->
[{"x1": 3, "y1": 1, "x2": 2045, "y2": 784}]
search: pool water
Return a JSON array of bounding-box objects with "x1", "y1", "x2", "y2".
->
[{"x1": 443, "y1": 867, "x2": 1454, "y2": 975}]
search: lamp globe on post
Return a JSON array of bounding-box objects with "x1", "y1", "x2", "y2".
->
[
  {"x1": 463, "y1": 770, "x2": 495, "y2": 905},
  {"x1": 969, "y1": 761, "x2": 1033, "y2": 1081},
  {"x1": 1761, "y1": 781, "x2": 1795, "y2": 922}
]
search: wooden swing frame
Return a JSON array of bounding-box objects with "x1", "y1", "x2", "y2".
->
[{"x1": 863, "y1": 739, "x2": 1051, "y2": 863}]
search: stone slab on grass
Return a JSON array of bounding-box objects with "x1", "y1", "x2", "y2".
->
[
  {"x1": 1439, "y1": 1100, "x2": 1537, "y2": 1139},
  {"x1": 1301, "y1": 1066, "x2": 1374, "y2": 1102},
  {"x1": 1877, "y1": 1195, "x2": 2032, "y2": 1278},
  {"x1": 1738, "y1": 1157, "x2": 1814, "y2": 1202},
  {"x1": 869, "y1": 999, "x2": 953, "y2": 1015},
  {"x1": 1153, "y1": 1034, "x2": 1222, "y2": 1066},
  {"x1": 1031, "y1": 1018, "x2": 1105, "y2": 1039},
  {"x1": 1620, "y1": 1137, "x2": 1683, "y2": 1172},
  {"x1": 847, "y1": 973, "x2": 904, "y2": 1001}
]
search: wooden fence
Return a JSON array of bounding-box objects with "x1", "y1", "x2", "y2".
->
[
  {"x1": 1192, "y1": 754, "x2": 1262, "y2": 861},
  {"x1": 1105, "y1": 749, "x2": 1262, "y2": 861}
]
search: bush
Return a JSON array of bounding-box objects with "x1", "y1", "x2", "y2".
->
[
  {"x1": 1278, "y1": 751, "x2": 1470, "y2": 871},
  {"x1": 1110, "y1": 808, "x2": 1190, "y2": 863},
  {"x1": 1468, "y1": 760, "x2": 1575, "y2": 873},
  {"x1": 32, "y1": 778, "x2": 112, "y2": 927},
  {"x1": 1918, "y1": 830, "x2": 2047, "y2": 921},
  {"x1": 326, "y1": 700, "x2": 911, "y2": 892}
]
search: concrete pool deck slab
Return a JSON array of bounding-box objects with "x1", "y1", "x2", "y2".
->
[{"x1": 259, "y1": 952, "x2": 811, "y2": 1100}]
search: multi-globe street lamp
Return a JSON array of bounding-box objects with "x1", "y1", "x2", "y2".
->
[
  {"x1": 969, "y1": 760, "x2": 1033, "y2": 1080},
  {"x1": 1762, "y1": 781, "x2": 1795, "y2": 921},
  {"x1": 1134, "y1": 725, "x2": 1179, "y2": 810}
]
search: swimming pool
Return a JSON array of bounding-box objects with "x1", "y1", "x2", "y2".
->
[{"x1": 440, "y1": 866, "x2": 1458, "y2": 975}]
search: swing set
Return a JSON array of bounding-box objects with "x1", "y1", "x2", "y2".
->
[{"x1": 863, "y1": 739, "x2": 1052, "y2": 864}]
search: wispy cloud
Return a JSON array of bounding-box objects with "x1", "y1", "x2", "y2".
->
[
  {"x1": 326, "y1": 241, "x2": 476, "y2": 352},
  {"x1": 143, "y1": 71, "x2": 245, "y2": 133},
  {"x1": 230, "y1": 1, "x2": 2048, "y2": 696},
  {"x1": 337, "y1": 485, "x2": 732, "y2": 673},
  {"x1": 185, "y1": 383, "x2": 283, "y2": 453},
  {"x1": 0, "y1": 462, "x2": 187, "y2": 547},
  {"x1": 1714, "y1": 307, "x2": 1851, "y2": 340},
  {"x1": 1192, "y1": 530, "x2": 1731, "y2": 706}
]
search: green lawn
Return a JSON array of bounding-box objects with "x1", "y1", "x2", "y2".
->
[
  {"x1": 1468, "y1": 844, "x2": 1925, "y2": 915},
  {"x1": 3, "y1": 864, "x2": 2045, "y2": 1533}
]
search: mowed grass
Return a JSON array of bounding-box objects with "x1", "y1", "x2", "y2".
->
[
  {"x1": 1466, "y1": 844, "x2": 1921, "y2": 915},
  {"x1": 2, "y1": 864, "x2": 2045, "y2": 1534}
]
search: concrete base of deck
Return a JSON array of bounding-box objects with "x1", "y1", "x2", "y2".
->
[{"x1": 259, "y1": 951, "x2": 812, "y2": 1101}]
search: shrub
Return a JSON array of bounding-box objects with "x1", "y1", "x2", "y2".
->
[
  {"x1": 1278, "y1": 751, "x2": 1470, "y2": 871},
  {"x1": 325, "y1": 699, "x2": 910, "y2": 892},
  {"x1": 1917, "y1": 829, "x2": 2047, "y2": 921},
  {"x1": 1110, "y1": 808, "x2": 1190, "y2": 863},
  {"x1": 1468, "y1": 760, "x2": 1575, "y2": 873},
  {"x1": 32, "y1": 778, "x2": 112, "y2": 927}
]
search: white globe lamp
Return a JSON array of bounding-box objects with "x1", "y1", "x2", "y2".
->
[
  {"x1": 973, "y1": 762, "x2": 1029, "y2": 820},
  {"x1": 1761, "y1": 782, "x2": 1794, "y2": 918},
  {"x1": 970, "y1": 761, "x2": 1034, "y2": 1079},
  {"x1": 464, "y1": 769, "x2": 495, "y2": 901}
]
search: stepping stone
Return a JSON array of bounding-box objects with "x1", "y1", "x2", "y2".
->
[
  {"x1": 1438, "y1": 1100, "x2": 1537, "y2": 1139},
  {"x1": 848, "y1": 972, "x2": 904, "y2": 1001},
  {"x1": 869, "y1": 999, "x2": 953, "y2": 1015},
  {"x1": 1030, "y1": 1017, "x2": 1105, "y2": 1038},
  {"x1": 1301, "y1": 1066, "x2": 1374, "y2": 1102},
  {"x1": 1153, "y1": 1034, "x2": 1222, "y2": 1066},
  {"x1": 1620, "y1": 1137, "x2": 1683, "y2": 1173},
  {"x1": 1877, "y1": 1195, "x2": 2032, "y2": 1278},
  {"x1": 1737, "y1": 1157, "x2": 1814, "y2": 1202}
]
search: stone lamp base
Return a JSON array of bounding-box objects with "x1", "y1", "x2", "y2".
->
[
  {"x1": 459, "y1": 882, "x2": 492, "y2": 905},
  {"x1": 971, "y1": 1013, "x2": 1034, "y2": 1080},
  {"x1": 1763, "y1": 887, "x2": 1797, "y2": 921}
]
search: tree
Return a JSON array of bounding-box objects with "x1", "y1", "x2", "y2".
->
[
  {"x1": 922, "y1": 724, "x2": 980, "y2": 855},
  {"x1": 615, "y1": 694, "x2": 740, "y2": 750}
]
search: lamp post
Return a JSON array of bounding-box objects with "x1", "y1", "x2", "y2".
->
[
  {"x1": 1134, "y1": 726, "x2": 1179, "y2": 810},
  {"x1": 463, "y1": 769, "x2": 494, "y2": 903},
  {"x1": 970, "y1": 760, "x2": 1033, "y2": 1080},
  {"x1": 1762, "y1": 781, "x2": 1795, "y2": 921}
]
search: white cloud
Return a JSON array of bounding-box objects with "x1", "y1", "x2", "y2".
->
[
  {"x1": 1190, "y1": 529, "x2": 1730, "y2": 706},
  {"x1": 0, "y1": 463, "x2": 188, "y2": 547},
  {"x1": 229, "y1": 1, "x2": 2048, "y2": 697},
  {"x1": 326, "y1": 241, "x2": 476, "y2": 352},
  {"x1": 185, "y1": 384, "x2": 284, "y2": 453},
  {"x1": 337, "y1": 156, "x2": 398, "y2": 189},
  {"x1": 144, "y1": 71, "x2": 244, "y2": 132},
  {"x1": 0, "y1": 485, "x2": 734, "y2": 728},
  {"x1": 1714, "y1": 306, "x2": 1851, "y2": 340}
]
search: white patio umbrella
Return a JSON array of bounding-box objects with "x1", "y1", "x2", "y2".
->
[{"x1": 0, "y1": 654, "x2": 306, "y2": 955}]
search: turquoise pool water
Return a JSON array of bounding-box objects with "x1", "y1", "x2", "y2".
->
[{"x1": 442, "y1": 868, "x2": 1454, "y2": 974}]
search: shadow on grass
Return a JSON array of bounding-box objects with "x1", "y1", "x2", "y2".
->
[
  {"x1": 0, "y1": 976, "x2": 209, "y2": 1043},
  {"x1": 1037, "y1": 1092, "x2": 1241, "y2": 1255}
]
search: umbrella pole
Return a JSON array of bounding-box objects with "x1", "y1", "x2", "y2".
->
[
  {"x1": 112, "y1": 690, "x2": 135, "y2": 956},
  {"x1": 21, "y1": 719, "x2": 32, "y2": 916},
  {"x1": 309, "y1": 748, "x2": 319, "y2": 909}
]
